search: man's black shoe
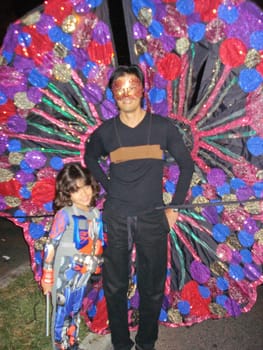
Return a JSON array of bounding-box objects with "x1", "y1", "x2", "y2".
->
[{"x1": 135, "y1": 345, "x2": 156, "y2": 350}]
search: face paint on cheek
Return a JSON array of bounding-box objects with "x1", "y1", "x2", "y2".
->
[{"x1": 112, "y1": 77, "x2": 143, "y2": 101}]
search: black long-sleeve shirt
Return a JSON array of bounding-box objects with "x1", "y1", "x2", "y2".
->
[{"x1": 85, "y1": 113, "x2": 194, "y2": 216}]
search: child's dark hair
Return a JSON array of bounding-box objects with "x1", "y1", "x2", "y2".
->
[{"x1": 53, "y1": 163, "x2": 100, "y2": 212}]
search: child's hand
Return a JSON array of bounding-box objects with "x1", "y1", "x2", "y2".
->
[
  {"x1": 41, "y1": 280, "x2": 53, "y2": 295},
  {"x1": 41, "y1": 268, "x2": 54, "y2": 294}
]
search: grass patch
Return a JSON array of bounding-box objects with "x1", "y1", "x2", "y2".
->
[{"x1": 0, "y1": 270, "x2": 88, "y2": 350}]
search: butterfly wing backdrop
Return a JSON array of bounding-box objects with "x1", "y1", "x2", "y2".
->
[
  {"x1": 0, "y1": 0, "x2": 263, "y2": 334},
  {"x1": 0, "y1": 0, "x2": 118, "y2": 280},
  {"x1": 122, "y1": 0, "x2": 263, "y2": 327}
]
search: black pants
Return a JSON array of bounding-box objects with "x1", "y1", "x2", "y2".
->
[{"x1": 102, "y1": 209, "x2": 169, "y2": 350}]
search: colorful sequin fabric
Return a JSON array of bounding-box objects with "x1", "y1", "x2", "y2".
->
[
  {"x1": 0, "y1": 0, "x2": 263, "y2": 333},
  {"x1": 0, "y1": 0, "x2": 117, "y2": 281},
  {"x1": 122, "y1": 0, "x2": 263, "y2": 328}
]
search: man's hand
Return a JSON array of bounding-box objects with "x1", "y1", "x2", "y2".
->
[{"x1": 165, "y1": 208, "x2": 179, "y2": 229}]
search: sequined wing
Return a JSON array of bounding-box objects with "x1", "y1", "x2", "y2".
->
[
  {"x1": 0, "y1": 0, "x2": 118, "y2": 281},
  {"x1": 122, "y1": 0, "x2": 263, "y2": 327}
]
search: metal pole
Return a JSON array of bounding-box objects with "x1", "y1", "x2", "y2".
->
[{"x1": 46, "y1": 293, "x2": 50, "y2": 337}]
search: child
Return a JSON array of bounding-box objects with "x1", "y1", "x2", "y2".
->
[{"x1": 41, "y1": 163, "x2": 104, "y2": 350}]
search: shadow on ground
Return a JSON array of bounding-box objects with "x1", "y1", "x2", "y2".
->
[
  {"x1": 0, "y1": 218, "x2": 30, "y2": 281},
  {"x1": 155, "y1": 285, "x2": 263, "y2": 350}
]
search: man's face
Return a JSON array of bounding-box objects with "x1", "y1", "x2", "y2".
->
[{"x1": 112, "y1": 74, "x2": 143, "y2": 112}]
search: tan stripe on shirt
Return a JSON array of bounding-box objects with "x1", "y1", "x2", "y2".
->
[{"x1": 110, "y1": 144, "x2": 163, "y2": 163}]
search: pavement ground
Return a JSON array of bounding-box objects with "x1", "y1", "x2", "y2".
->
[{"x1": 1, "y1": 217, "x2": 263, "y2": 350}]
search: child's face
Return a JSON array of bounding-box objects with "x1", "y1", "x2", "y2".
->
[{"x1": 70, "y1": 179, "x2": 93, "y2": 211}]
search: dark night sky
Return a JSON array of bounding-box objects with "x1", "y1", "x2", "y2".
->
[{"x1": 0, "y1": 1, "x2": 43, "y2": 44}]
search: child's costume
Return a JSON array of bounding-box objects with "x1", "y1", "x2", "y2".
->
[
  {"x1": 0, "y1": 0, "x2": 263, "y2": 339},
  {"x1": 42, "y1": 205, "x2": 104, "y2": 350}
]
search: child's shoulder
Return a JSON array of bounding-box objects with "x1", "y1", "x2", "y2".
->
[
  {"x1": 58, "y1": 206, "x2": 72, "y2": 215},
  {"x1": 90, "y1": 206, "x2": 101, "y2": 218},
  {"x1": 52, "y1": 207, "x2": 70, "y2": 225}
]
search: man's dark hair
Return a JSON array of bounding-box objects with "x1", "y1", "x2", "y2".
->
[{"x1": 108, "y1": 64, "x2": 145, "y2": 90}]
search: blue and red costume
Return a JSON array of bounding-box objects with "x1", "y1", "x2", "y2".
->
[{"x1": 42, "y1": 205, "x2": 104, "y2": 350}]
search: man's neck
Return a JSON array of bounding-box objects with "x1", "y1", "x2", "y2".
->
[{"x1": 119, "y1": 109, "x2": 146, "y2": 128}]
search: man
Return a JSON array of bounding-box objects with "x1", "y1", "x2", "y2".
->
[{"x1": 84, "y1": 65, "x2": 194, "y2": 350}]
